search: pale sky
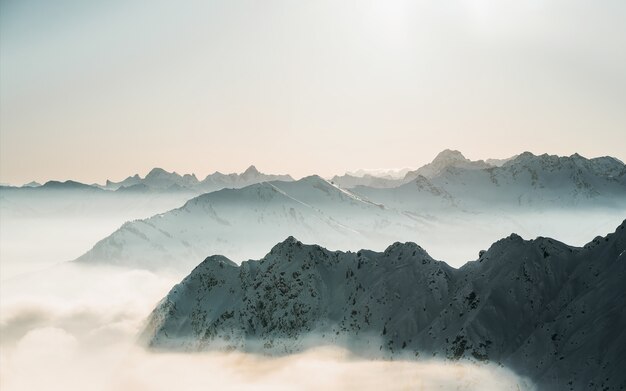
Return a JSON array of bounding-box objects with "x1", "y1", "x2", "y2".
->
[{"x1": 1, "y1": 0, "x2": 625, "y2": 185}]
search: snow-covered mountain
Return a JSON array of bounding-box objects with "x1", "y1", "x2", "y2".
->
[
  {"x1": 331, "y1": 150, "x2": 516, "y2": 189},
  {"x1": 142, "y1": 220, "x2": 626, "y2": 391},
  {"x1": 402, "y1": 149, "x2": 493, "y2": 182},
  {"x1": 0, "y1": 179, "x2": 209, "y2": 278},
  {"x1": 74, "y1": 152, "x2": 626, "y2": 271},
  {"x1": 354, "y1": 152, "x2": 626, "y2": 211},
  {"x1": 102, "y1": 166, "x2": 293, "y2": 193},
  {"x1": 75, "y1": 176, "x2": 418, "y2": 271}
]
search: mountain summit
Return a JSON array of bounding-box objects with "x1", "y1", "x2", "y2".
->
[{"x1": 402, "y1": 149, "x2": 492, "y2": 182}]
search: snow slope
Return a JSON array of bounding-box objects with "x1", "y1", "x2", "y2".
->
[
  {"x1": 355, "y1": 152, "x2": 626, "y2": 211},
  {"x1": 143, "y1": 220, "x2": 626, "y2": 391},
  {"x1": 75, "y1": 176, "x2": 419, "y2": 271},
  {"x1": 74, "y1": 155, "x2": 626, "y2": 271}
]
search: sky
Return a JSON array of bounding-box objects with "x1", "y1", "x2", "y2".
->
[{"x1": 1, "y1": 0, "x2": 625, "y2": 185}]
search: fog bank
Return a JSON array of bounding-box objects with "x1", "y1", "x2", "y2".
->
[{"x1": 0, "y1": 264, "x2": 534, "y2": 391}]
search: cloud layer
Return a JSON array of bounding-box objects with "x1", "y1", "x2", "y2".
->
[{"x1": 0, "y1": 264, "x2": 534, "y2": 391}]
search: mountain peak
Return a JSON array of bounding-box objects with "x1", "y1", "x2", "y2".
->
[
  {"x1": 242, "y1": 165, "x2": 260, "y2": 176},
  {"x1": 279, "y1": 235, "x2": 301, "y2": 247},
  {"x1": 199, "y1": 254, "x2": 237, "y2": 268},
  {"x1": 146, "y1": 167, "x2": 173, "y2": 178},
  {"x1": 570, "y1": 152, "x2": 585, "y2": 159},
  {"x1": 432, "y1": 149, "x2": 467, "y2": 163},
  {"x1": 23, "y1": 181, "x2": 41, "y2": 187},
  {"x1": 298, "y1": 174, "x2": 327, "y2": 184},
  {"x1": 383, "y1": 241, "x2": 430, "y2": 258},
  {"x1": 269, "y1": 236, "x2": 305, "y2": 254}
]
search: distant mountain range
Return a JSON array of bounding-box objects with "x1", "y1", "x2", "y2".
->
[
  {"x1": 74, "y1": 151, "x2": 626, "y2": 271},
  {"x1": 331, "y1": 149, "x2": 622, "y2": 193},
  {"x1": 1, "y1": 165, "x2": 293, "y2": 194},
  {"x1": 332, "y1": 149, "x2": 508, "y2": 188},
  {"x1": 354, "y1": 151, "x2": 626, "y2": 211},
  {"x1": 102, "y1": 165, "x2": 293, "y2": 193},
  {"x1": 6, "y1": 151, "x2": 624, "y2": 202},
  {"x1": 142, "y1": 220, "x2": 626, "y2": 391}
]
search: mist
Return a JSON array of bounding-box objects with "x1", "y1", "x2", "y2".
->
[
  {"x1": 0, "y1": 189, "x2": 194, "y2": 278},
  {"x1": 0, "y1": 264, "x2": 534, "y2": 391},
  {"x1": 1, "y1": 194, "x2": 620, "y2": 390}
]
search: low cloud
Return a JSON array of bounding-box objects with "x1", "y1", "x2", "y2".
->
[{"x1": 1, "y1": 264, "x2": 535, "y2": 391}]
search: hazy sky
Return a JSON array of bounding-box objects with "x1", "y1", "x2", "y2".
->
[{"x1": 1, "y1": 0, "x2": 625, "y2": 184}]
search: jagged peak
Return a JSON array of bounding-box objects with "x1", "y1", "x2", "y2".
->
[
  {"x1": 432, "y1": 149, "x2": 467, "y2": 163},
  {"x1": 485, "y1": 233, "x2": 527, "y2": 252},
  {"x1": 242, "y1": 165, "x2": 260, "y2": 176},
  {"x1": 196, "y1": 255, "x2": 237, "y2": 271},
  {"x1": 505, "y1": 151, "x2": 603, "y2": 167},
  {"x1": 569, "y1": 152, "x2": 585, "y2": 160},
  {"x1": 383, "y1": 241, "x2": 431, "y2": 258},
  {"x1": 271, "y1": 236, "x2": 303, "y2": 251}
]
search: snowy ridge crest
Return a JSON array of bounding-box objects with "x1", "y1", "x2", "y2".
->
[{"x1": 143, "y1": 219, "x2": 626, "y2": 390}]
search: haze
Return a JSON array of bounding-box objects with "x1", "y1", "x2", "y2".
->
[
  {"x1": 2, "y1": 0, "x2": 626, "y2": 184},
  {"x1": 0, "y1": 263, "x2": 534, "y2": 391}
]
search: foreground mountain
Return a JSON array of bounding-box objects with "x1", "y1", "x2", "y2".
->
[
  {"x1": 143, "y1": 220, "x2": 626, "y2": 390},
  {"x1": 102, "y1": 165, "x2": 293, "y2": 193}
]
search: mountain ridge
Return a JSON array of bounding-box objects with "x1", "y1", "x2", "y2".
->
[
  {"x1": 102, "y1": 165, "x2": 294, "y2": 193},
  {"x1": 143, "y1": 220, "x2": 626, "y2": 390}
]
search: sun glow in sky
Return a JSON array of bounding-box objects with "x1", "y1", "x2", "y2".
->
[{"x1": 1, "y1": 0, "x2": 625, "y2": 184}]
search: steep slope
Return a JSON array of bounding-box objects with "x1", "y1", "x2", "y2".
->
[
  {"x1": 75, "y1": 176, "x2": 416, "y2": 271},
  {"x1": 143, "y1": 220, "x2": 626, "y2": 390},
  {"x1": 352, "y1": 175, "x2": 458, "y2": 212}
]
